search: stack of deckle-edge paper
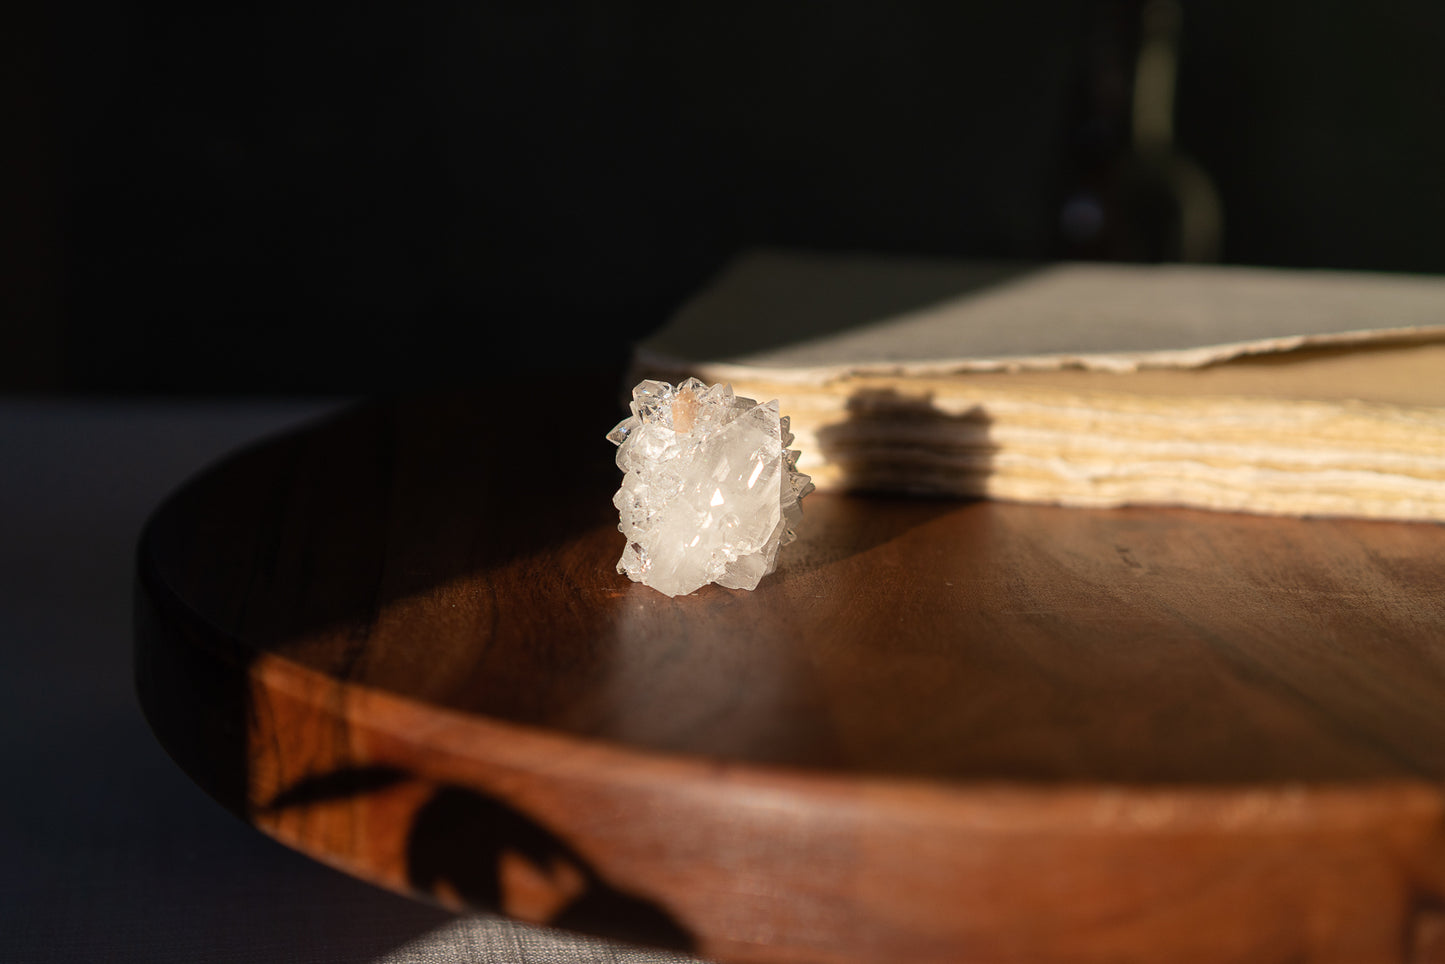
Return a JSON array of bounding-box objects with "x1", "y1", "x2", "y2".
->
[{"x1": 631, "y1": 249, "x2": 1445, "y2": 521}]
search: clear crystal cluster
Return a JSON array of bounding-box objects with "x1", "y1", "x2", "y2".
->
[{"x1": 607, "y1": 378, "x2": 814, "y2": 597}]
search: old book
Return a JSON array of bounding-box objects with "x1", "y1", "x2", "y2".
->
[{"x1": 633, "y1": 250, "x2": 1445, "y2": 521}]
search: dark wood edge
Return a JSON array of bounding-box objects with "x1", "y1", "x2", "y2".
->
[{"x1": 135, "y1": 521, "x2": 1445, "y2": 963}]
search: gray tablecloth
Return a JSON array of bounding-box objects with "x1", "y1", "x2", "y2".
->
[{"x1": 0, "y1": 399, "x2": 701, "y2": 964}]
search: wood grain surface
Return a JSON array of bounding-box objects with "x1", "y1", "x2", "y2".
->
[{"x1": 135, "y1": 383, "x2": 1445, "y2": 963}]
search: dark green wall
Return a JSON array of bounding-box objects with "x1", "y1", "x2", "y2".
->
[{"x1": 13, "y1": 2, "x2": 1445, "y2": 393}]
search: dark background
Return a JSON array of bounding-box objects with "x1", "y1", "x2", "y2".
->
[{"x1": 5, "y1": 0, "x2": 1445, "y2": 394}]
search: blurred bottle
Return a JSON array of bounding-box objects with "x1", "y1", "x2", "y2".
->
[{"x1": 1056, "y1": 0, "x2": 1221, "y2": 263}]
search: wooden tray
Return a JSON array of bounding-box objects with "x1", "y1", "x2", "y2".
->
[{"x1": 135, "y1": 384, "x2": 1445, "y2": 963}]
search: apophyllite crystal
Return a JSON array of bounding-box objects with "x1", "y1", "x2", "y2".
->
[{"x1": 607, "y1": 378, "x2": 814, "y2": 597}]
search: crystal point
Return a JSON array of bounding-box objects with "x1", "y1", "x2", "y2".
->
[{"x1": 607, "y1": 379, "x2": 811, "y2": 597}]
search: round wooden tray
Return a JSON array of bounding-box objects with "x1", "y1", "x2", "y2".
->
[{"x1": 135, "y1": 385, "x2": 1445, "y2": 963}]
